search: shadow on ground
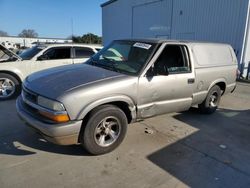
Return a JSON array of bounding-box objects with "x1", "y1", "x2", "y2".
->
[
  {"x1": 0, "y1": 127, "x2": 90, "y2": 156},
  {"x1": 147, "y1": 107, "x2": 250, "y2": 188},
  {"x1": 0, "y1": 130, "x2": 90, "y2": 156},
  {"x1": 0, "y1": 97, "x2": 93, "y2": 156},
  {"x1": 0, "y1": 99, "x2": 89, "y2": 156}
]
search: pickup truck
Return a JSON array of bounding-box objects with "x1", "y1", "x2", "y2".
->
[
  {"x1": 0, "y1": 43, "x2": 101, "y2": 100},
  {"x1": 16, "y1": 39, "x2": 237, "y2": 155}
]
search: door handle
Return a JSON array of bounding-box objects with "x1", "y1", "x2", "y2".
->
[{"x1": 187, "y1": 78, "x2": 195, "y2": 84}]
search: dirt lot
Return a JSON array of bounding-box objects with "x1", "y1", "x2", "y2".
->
[{"x1": 0, "y1": 82, "x2": 250, "y2": 188}]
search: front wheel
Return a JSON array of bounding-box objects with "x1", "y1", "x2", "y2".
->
[
  {"x1": 81, "y1": 105, "x2": 128, "y2": 155},
  {"x1": 198, "y1": 85, "x2": 221, "y2": 114},
  {"x1": 0, "y1": 73, "x2": 21, "y2": 100}
]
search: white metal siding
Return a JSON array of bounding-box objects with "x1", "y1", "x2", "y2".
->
[
  {"x1": 171, "y1": 0, "x2": 249, "y2": 62},
  {"x1": 102, "y1": 0, "x2": 134, "y2": 45},
  {"x1": 132, "y1": 0, "x2": 172, "y2": 39},
  {"x1": 242, "y1": 1, "x2": 250, "y2": 77}
]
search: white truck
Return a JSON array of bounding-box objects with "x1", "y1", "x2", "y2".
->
[{"x1": 0, "y1": 43, "x2": 101, "y2": 100}]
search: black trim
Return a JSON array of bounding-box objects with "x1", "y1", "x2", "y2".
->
[
  {"x1": 231, "y1": 84, "x2": 237, "y2": 93},
  {"x1": 101, "y1": 0, "x2": 118, "y2": 7}
]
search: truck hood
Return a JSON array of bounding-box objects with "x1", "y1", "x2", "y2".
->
[
  {"x1": 24, "y1": 64, "x2": 125, "y2": 99},
  {"x1": 0, "y1": 44, "x2": 22, "y2": 62}
]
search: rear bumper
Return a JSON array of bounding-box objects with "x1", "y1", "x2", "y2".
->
[{"x1": 16, "y1": 96, "x2": 82, "y2": 145}]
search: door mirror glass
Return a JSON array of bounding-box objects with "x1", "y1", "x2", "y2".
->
[{"x1": 146, "y1": 66, "x2": 155, "y2": 77}]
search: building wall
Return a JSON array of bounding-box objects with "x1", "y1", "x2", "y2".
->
[
  {"x1": 170, "y1": 0, "x2": 248, "y2": 64},
  {"x1": 102, "y1": 0, "x2": 249, "y2": 73},
  {"x1": 131, "y1": 0, "x2": 173, "y2": 39},
  {"x1": 102, "y1": 0, "x2": 134, "y2": 45},
  {"x1": 242, "y1": 1, "x2": 250, "y2": 77}
]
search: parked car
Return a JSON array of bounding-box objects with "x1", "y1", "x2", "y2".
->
[
  {"x1": 17, "y1": 39, "x2": 237, "y2": 155},
  {"x1": 0, "y1": 43, "x2": 101, "y2": 100}
]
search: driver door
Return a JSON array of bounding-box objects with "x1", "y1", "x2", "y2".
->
[{"x1": 137, "y1": 44, "x2": 195, "y2": 118}]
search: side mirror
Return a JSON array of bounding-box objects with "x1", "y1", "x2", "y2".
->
[
  {"x1": 37, "y1": 54, "x2": 48, "y2": 61},
  {"x1": 146, "y1": 66, "x2": 156, "y2": 77}
]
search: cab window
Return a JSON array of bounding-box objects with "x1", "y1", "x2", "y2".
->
[
  {"x1": 154, "y1": 45, "x2": 190, "y2": 75},
  {"x1": 44, "y1": 47, "x2": 71, "y2": 60},
  {"x1": 74, "y1": 47, "x2": 95, "y2": 58}
]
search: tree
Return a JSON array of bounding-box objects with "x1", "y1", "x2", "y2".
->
[
  {"x1": 0, "y1": 30, "x2": 8, "y2": 37},
  {"x1": 18, "y1": 29, "x2": 38, "y2": 38},
  {"x1": 72, "y1": 33, "x2": 102, "y2": 44}
]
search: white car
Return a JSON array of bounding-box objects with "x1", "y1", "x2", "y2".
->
[{"x1": 0, "y1": 43, "x2": 102, "y2": 100}]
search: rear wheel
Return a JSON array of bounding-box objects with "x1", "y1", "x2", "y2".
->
[
  {"x1": 198, "y1": 85, "x2": 221, "y2": 114},
  {"x1": 81, "y1": 105, "x2": 128, "y2": 155},
  {"x1": 0, "y1": 73, "x2": 21, "y2": 100}
]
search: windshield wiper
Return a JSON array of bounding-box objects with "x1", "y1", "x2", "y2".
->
[
  {"x1": 88, "y1": 56, "x2": 121, "y2": 73},
  {"x1": 102, "y1": 56, "x2": 120, "y2": 72}
]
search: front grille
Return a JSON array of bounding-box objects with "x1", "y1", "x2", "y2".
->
[
  {"x1": 22, "y1": 87, "x2": 37, "y2": 104},
  {"x1": 21, "y1": 88, "x2": 56, "y2": 124},
  {"x1": 22, "y1": 87, "x2": 39, "y2": 114},
  {"x1": 22, "y1": 99, "x2": 39, "y2": 114}
]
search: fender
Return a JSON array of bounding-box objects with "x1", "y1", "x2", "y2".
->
[
  {"x1": 207, "y1": 78, "x2": 226, "y2": 92},
  {"x1": 76, "y1": 95, "x2": 137, "y2": 121},
  {"x1": 0, "y1": 67, "x2": 25, "y2": 81}
]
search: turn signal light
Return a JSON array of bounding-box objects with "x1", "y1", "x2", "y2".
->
[{"x1": 39, "y1": 111, "x2": 70, "y2": 123}]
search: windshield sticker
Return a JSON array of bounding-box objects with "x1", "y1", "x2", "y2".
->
[{"x1": 133, "y1": 42, "x2": 152, "y2": 50}]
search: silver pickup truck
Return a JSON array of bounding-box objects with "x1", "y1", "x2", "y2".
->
[{"x1": 16, "y1": 39, "x2": 237, "y2": 155}]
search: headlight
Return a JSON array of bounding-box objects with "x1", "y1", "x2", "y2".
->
[
  {"x1": 37, "y1": 96, "x2": 65, "y2": 111},
  {"x1": 37, "y1": 96, "x2": 70, "y2": 123}
]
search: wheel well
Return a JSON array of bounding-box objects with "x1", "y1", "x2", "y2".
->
[
  {"x1": 109, "y1": 101, "x2": 133, "y2": 124},
  {"x1": 0, "y1": 71, "x2": 22, "y2": 84},
  {"x1": 78, "y1": 101, "x2": 133, "y2": 143},
  {"x1": 216, "y1": 82, "x2": 226, "y2": 95}
]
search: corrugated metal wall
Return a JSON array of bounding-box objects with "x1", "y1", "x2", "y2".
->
[
  {"x1": 102, "y1": 0, "x2": 134, "y2": 45},
  {"x1": 132, "y1": 0, "x2": 172, "y2": 38},
  {"x1": 242, "y1": 1, "x2": 250, "y2": 77},
  {"x1": 171, "y1": 0, "x2": 249, "y2": 62},
  {"x1": 102, "y1": 0, "x2": 249, "y2": 67}
]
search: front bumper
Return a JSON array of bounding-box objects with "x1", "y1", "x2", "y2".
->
[{"x1": 16, "y1": 96, "x2": 82, "y2": 145}]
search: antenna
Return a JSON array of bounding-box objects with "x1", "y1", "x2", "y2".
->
[{"x1": 71, "y1": 18, "x2": 74, "y2": 41}]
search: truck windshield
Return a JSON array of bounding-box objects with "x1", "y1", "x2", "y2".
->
[
  {"x1": 19, "y1": 46, "x2": 45, "y2": 60},
  {"x1": 86, "y1": 41, "x2": 157, "y2": 75}
]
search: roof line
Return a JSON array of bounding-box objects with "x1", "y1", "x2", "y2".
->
[{"x1": 101, "y1": 0, "x2": 118, "y2": 7}]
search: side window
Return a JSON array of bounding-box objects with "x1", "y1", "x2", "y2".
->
[
  {"x1": 154, "y1": 45, "x2": 190, "y2": 75},
  {"x1": 44, "y1": 47, "x2": 71, "y2": 60},
  {"x1": 74, "y1": 47, "x2": 95, "y2": 58}
]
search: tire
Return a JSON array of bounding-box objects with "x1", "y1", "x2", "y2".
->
[
  {"x1": 198, "y1": 85, "x2": 221, "y2": 114},
  {"x1": 81, "y1": 105, "x2": 128, "y2": 155},
  {"x1": 0, "y1": 73, "x2": 21, "y2": 100}
]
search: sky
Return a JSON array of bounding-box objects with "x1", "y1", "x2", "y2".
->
[{"x1": 0, "y1": 0, "x2": 107, "y2": 38}]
